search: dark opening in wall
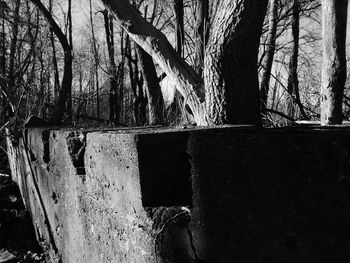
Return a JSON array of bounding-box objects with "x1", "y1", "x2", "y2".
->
[
  {"x1": 41, "y1": 130, "x2": 50, "y2": 164},
  {"x1": 137, "y1": 132, "x2": 192, "y2": 207},
  {"x1": 66, "y1": 132, "x2": 86, "y2": 177}
]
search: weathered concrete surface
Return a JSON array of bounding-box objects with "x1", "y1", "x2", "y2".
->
[
  {"x1": 7, "y1": 127, "x2": 199, "y2": 263},
  {"x1": 7, "y1": 125, "x2": 350, "y2": 263}
]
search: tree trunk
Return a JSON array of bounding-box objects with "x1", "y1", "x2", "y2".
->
[
  {"x1": 103, "y1": 10, "x2": 120, "y2": 125},
  {"x1": 49, "y1": 0, "x2": 60, "y2": 99},
  {"x1": 8, "y1": 0, "x2": 20, "y2": 91},
  {"x1": 89, "y1": 0, "x2": 100, "y2": 119},
  {"x1": 320, "y1": 0, "x2": 348, "y2": 125},
  {"x1": 135, "y1": 45, "x2": 165, "y2": 125},
  {"x1": 31, "y1": 0, "x2": 72, "y2": 125},
  {"x1": 173, "y1": 0, "x2": 184, "y2": 56},
  {"x1": 260, "y1": 0, "x2": 278, "y2": 111},
  {"x1": 204, "y1": 0, "x2": 268, "y2": 125},
  {"x1": 66, "y1": 0, "x2": 73, "y2": 122},
  {"x1": 194, "y1": 0, "x2": 209, "y2": 76},
  {"x1": 286, "y1": 0, "x2": 307, "y2": 121}
]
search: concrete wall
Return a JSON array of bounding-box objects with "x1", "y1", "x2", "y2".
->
[
  {"x1": 7, "y1": 126, "x2": 350, "y2": 263},
  {"x1": 188, "y1": 127, "x2": 350, "y2": 262}
]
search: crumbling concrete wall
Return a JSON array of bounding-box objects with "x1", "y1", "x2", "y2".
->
[
  {"x1": 7, "y1": 126, "x2": 350, "y2": 263},
  {"x1": 8, "y1": 129, "x2": 156, "y2": 262}
]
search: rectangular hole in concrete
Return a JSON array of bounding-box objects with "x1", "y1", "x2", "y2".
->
[{"x1": 137, "y1": 132, "x2": 192, "y2": 207}]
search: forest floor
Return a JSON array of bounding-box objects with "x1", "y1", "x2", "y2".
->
[{"x1": 0, "y1": 138, "x2": 44, "y2": 263}]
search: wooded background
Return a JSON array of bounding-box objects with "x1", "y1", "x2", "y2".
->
[{"x1": 0, "y1": 0, "x2": 348, "y2": 129}]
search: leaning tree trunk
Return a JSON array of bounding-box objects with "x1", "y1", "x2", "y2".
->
[
  {"x1": 100, "y1": 0, "x2": 206, "y2": 125},
  {"x1": 260, "y1": 0, "x2": 278, "y2": 111},
  {"x1": 204, "y1": 0, "x2": 268, "y2": 125},
  {"x1": 31, "y1": 0, "x2": 72, "y2": 125},
  {"x1": 320, "y1": 0, "x2": 348, "y2": 125}
]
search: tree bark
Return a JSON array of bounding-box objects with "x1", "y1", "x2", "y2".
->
[
  {"x1": 286, "y1": 0, "x2": 307, "y2": 121},
  {"x1": 49, "y1": 0, "x2": 60, "y2": 99},
  {"x1": 103, "y1": 10, "x2": 120, "y2": 125},
  {"x1": 30, "y1": 0, "x2": 72, "y2": 125},
  {"x1": 260, "y1": 0, "x2": 278, "y2": 111},
  {"x1": 135, "y1": 45, "x2": 165, "y2": 125},
  {"x1": 173, "y1": 0, "x2": 184, "y2": 56},
  {"x1": 204, "y1": 0, "x2": 268, "y2": 125},
  {"x1": 194, "y1": 0, "x2": 209, "y2": 76},
  {"x1": 66, "y1": 0, "x2": 73, "y2": 122},
  {"x1": 320, "y1": 0, "x2": 348, "y2": 125}
]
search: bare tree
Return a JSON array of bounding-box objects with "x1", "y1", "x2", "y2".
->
[
  {"x1": 320, "y1": 0, "x2": 348, "y2": 125},
  {"x1": 30, "y1": 0, "x2": 73, "y2": 125},
  {"x1": 89, "y1": 0, "x2": 100, "y2": 119},
  {"x1": 286, "y1": 0, "x2": 307, "y2": 120},
  {"x1": 103, "y1": 9, "x2": 120, "y2": 125},
  {"x1": 260, "y1": 0, "x2": 278, "y2": 111}
]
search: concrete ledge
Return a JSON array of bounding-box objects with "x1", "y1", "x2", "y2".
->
[{"x1": 7, "y1": 125, "x2": 350, "y2": 262}]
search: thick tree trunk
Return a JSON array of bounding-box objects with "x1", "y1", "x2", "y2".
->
[
  {"x1": 320, "y1": 0, "x2": 348, "y2": 125},
  {"x1": 31, "y1": 0, "x2": 72, "y2": 125},
  {"x1": 194, "y1": 0, "x2": 209, "y2": 76},
  {"x1": 135, "y1": 45, "x2": 165, "y2": 125},
  {"x1": 260, "y1": 0, "x2": 278, "y2": 111},
  {"x1": 204, "y1": 0, "x2": 268, "y2": 125}
]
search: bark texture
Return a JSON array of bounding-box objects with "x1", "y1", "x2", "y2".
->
[
  {"x1": 204, "y1": 0, "x2": 268, "y2": 125},
  {"x1": 135, "y1": 46, "x2": 165, "y2": 125},
  {"x1": 194, "y1": 0, "x2": 209, "y2": 76},
  {"x1": 320, "y1": 0, "x2": 348, "y2": 125}
]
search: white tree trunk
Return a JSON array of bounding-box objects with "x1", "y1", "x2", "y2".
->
[{"x1": 320, "y1": 0, "x2": 348, "y2": 125}]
